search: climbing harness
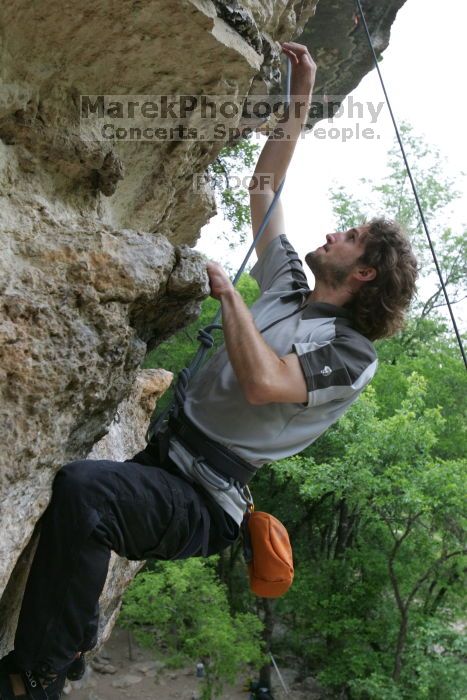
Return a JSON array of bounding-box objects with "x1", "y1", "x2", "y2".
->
[{"x1": 354, "y1": 0, "x2": 466, "y2": 369}]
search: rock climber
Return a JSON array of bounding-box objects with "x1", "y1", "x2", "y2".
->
[{"x1": 0, "y1": 42, "x2": 417, "y2": 700}]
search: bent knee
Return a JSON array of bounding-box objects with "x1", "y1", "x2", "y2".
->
[{"x1": 53, "y1": 460, "x2": 99, "y2": 497}]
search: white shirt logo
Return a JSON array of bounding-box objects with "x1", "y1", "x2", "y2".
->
[{"x1": 321, "y1": 366, "x2": 332, "y2": 377}]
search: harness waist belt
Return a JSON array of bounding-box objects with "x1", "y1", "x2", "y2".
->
[{"x1": 168, "y1": 412, "x2": 256, "y2": 486}]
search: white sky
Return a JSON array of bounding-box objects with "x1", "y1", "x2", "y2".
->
[{"x1": 196, "y1": 0, "x2": 466, "y2": 325}]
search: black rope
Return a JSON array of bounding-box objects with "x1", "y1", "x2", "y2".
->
[{"x1": 354, "y1": 0, "x2": 466, "y2": 369}]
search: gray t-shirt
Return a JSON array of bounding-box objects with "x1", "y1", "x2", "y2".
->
[{"x1": 169, "y1": 235, "x2": 378, "y2": 523}]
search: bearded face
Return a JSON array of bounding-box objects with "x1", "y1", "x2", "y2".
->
[
  {"x1": 305, "y1": 226, "x2": 372, "y2": 289},
  {"x1": 305, "y1": 249, "x2": 356, "y2": 289}
]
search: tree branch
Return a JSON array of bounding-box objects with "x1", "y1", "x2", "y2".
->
[{"x1": 406, "y1": 548, "x2": 467, "y2": 608}]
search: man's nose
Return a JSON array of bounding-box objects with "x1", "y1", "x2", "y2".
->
[{"x1": 326, "y1": 233, "x2": 336, "y2": 244}]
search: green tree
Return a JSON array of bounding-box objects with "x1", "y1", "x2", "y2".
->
[
  {"x1": 253, "y1": 375, "x2": 466, "y2": 699},
  {"x1": 209, "y1": 138, "x2": 260, "y2": 245},
  {"x1": 373, "y1": 328, "x2": 466, "y2": 460},
  {"x1": 330, "y1": 122, "x2": 467, "y2": 458},
  {"x1": 119, "y1": 558, "x2": 264, "y2": 700}
]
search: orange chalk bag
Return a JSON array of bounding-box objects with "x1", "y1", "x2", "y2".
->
[{"x1": 241, "y1": 502, "x2": 294, "y2": 598}]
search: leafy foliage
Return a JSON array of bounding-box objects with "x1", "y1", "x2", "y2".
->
[
  {"x1": 119, "y1": 558, "x2": 264, "y2": 699},
  {"x1": 253, "y1": 372, "x2": 466, "y2": 698},
  {"x1": 209, "y1": 138, "x2": 260, "y2": 244},
  {"x1": 373, "y1": 332, "x2": 466, "y2": 460}
]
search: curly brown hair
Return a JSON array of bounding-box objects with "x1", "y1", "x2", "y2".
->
[{"x1": 346, "y1": 218, "x2": 419, "y2": 341}]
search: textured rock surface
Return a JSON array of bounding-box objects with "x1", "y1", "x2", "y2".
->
[
  {"x1": 0, "y1": 0, "x2": 405, "y2": 659},
  {"x1": 0, "y1": 0, "x2": 315, "y2": 239},
  {"x1": 302, "y1": 0, "x2": 407, "y2": 126},
  {"x1": 87, "y1": 368, "x2": 173, "y2": 462}
]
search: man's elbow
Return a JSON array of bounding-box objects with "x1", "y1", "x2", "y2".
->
[
  {"x1": 242, "y1": 360, "x2": 289, "y2": 405},
  {"x1": 247, "y1": 175, "x2": 275, "y2": 196},
  {"x1": 243, "y1": 359, "x2": 309, "y2": 405},
  {"x1": 243, "y1": 380, "x2": 271, "y2": 406}
]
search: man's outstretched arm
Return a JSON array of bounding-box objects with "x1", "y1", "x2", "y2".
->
[{"x1": 249, "y1": 43, "x2": 316, "y2": 258}]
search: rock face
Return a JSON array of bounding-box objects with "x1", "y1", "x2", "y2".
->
[
  {"x1": 0, "y1": 0, "x2": 405, "y2": 659},
  {"x1": 87, "y1": 368, "x2": 174, "y2": 463},
  {"x1": 302, "y1": 0, "x2": 408, "y2": 126}
]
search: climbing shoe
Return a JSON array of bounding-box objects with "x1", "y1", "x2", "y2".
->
[
  {"x1": 0, "y1": 650, "x2": 69, "y2": 699},
  {"x1": 65, "y1": 653, "x2": 85, "y2": 682}
]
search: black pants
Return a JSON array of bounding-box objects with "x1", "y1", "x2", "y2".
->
[{"x1": 13, "y1": 453, "x2": 239, "y2": 674}]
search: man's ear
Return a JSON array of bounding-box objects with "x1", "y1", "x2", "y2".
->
[{"x1": 354, "y1": 266, "x2": 377, "y2": 283}]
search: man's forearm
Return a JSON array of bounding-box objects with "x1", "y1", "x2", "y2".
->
[
  {"x1": 219, "y1": 288, "x2": 282, "y2": 404},
  {"x1": 253, "y1": 99, "x2": 311, "y2": 188},
  {"x1": 252, "y1": 64, "x2": 314, "y2": 192}
]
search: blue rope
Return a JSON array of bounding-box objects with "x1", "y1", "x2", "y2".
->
[{"x1": 146, "y1": 58, "x2": 292, "y2": 440}]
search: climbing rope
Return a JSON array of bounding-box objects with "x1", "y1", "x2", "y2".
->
[{"x1": 354, "y1": 0, "x2": 466, "y2": 369}]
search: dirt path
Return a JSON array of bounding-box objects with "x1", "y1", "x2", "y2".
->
[{"x1": 64, "y1": 625, "x2": 308, "y2": 700}]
